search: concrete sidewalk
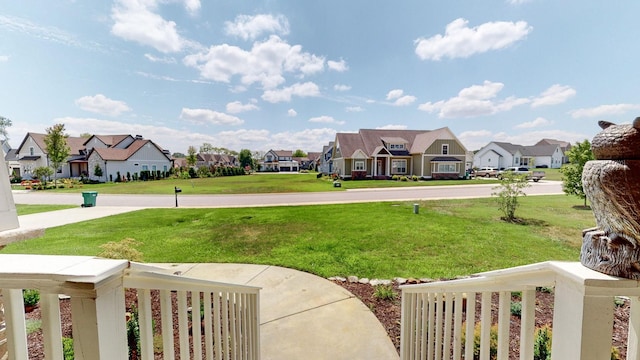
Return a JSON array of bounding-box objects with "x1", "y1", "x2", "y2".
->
[
  {"x1": 0, "y1": 209, "x2": 400, "y2": 359},
  {"x1": 150, "y1": 263, "x2": 399, "y2": 360}
]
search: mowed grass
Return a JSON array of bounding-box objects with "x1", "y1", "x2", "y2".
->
[
  {"x1": 2, "y1": 195, "x2": 592, "y2": 279},
  {"x1": 16, "y1": 173, "x2": 507, "y2": 195},
  {"x1": 15, "y1": 204, "x2": 76, "y2": 216}
]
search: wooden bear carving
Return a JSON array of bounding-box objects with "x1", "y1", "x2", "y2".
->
[{"x1": 581, "y1": 117, "x2": 640, "y2": 278}]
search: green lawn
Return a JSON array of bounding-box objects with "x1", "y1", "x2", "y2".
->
[
  {"x1": 2, "y1": 195, "x2": 592, "y2": 279},
  {"x1": 12, "y1": 173, "x2": 513, "y2": 195},
  {"x1": 15, "y1": 204, "x2": 77, "y2": 216}
]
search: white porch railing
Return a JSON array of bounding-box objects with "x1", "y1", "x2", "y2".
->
[
  {"x1": 400, "y1": 261, "x2": 640, "y2": 360},
  {"x1": 0, "y1": 254, "x2": 260, "y2": 360}
]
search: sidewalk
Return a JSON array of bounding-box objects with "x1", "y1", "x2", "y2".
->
[{"x1": 0, "y1": 209, "x2": 400, "y2": 359}]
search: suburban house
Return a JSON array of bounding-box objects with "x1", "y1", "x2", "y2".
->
[
  {"x1": 196, "y1": 153, "x2": 239, "y2": 168},
  {"x1": 535, "y1": 138, "x2": 571, "y2": 163},
  {"x1": 295, "y1": 152, "x2": 321, "y2": 171},
  {"x1": 15, "y1": 133, "x2": 87, "y2": 179},
  {"x1": 260, "y1": 150, "x2": 299, "y2": 172},
  {"x1": 330, "y1": 127, "x2": 468, "y2": 180},
  {"x1": 318, "y1": 142, "x2": 334, "y2": 175},
  {"x1": 473, "y1": 141, "x2": 566, "y2": 169},
  {"x1": 87, "y1": 136, "x2": 172, "y2": 182},
  {"x1": 1, "y1": 140, "x2": 19, "y2": 178}
]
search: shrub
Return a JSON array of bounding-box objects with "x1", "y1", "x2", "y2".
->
[
  {"x1": 462, "y1": 322, "x2": 498, "y2": 359},
  {"x1": 127, "y1": 306, "x2": 141, "y2": 359},
  {"x1": 98, "y1": 238, "x2": 144, "y2": 262},
  {"x1": 534, "y1": 325, "x2": 552, "y2": 360},
  {"x1": 400, "y1": 176, "x2": 408, "y2": 181},
  {"x1": 23, "y1": 289, "x2": 40, "y2": 308},
  {"x1": 392, "y1": 175, "x2": 399, "y2": 181},
  {"x1": 197, "y1": 166, "x2": 211, "y2": 178},
  {"x1": 510, "y1": 301, "x2": 522, "y2": 317},
  {"x1": 115, "y1": 171, "x2": 122, "y2": 182},
  {"x1": 62, "y1": 337, "x2": 74, "y2": 360},
  {"x1": 373, "y1": 284, "x2": 397, "y2": 301},
  {"x1": 93, "y1": 163, "x2": 103, "y2": 177},
  {"x1": 491, "y1": 172, "x2": 530, "y2": 222},
  {"x1": 25, "y1": 319, "x2": 42, "y2": 334},
  {"x1": 412, "y1": 175, "x2": 419, "y2": 181}
]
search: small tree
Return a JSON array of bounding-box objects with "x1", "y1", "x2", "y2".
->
[
  {"x1": 44, "y1": 124, "x2": 71, "y2": 188},
  {"x1": 0, "y1": 116, "x2": 12, "y2": 141},
  {"x1": 33, "y1": 166, "x2": 53, "y2": 182},
  {"x1": 239, "y1": 148, "x2": 253, "y2": 169},
  {"x1": 93, "y1": 163, "x2": 103, "y2": 179},
  {"x1": 560, "y1": 140, "x2": 594, "y2": 207},
  {"x1": 492, "y1": 172, "x2": 531, "y2": 222},
  {"x1": 186, "y1": 146, "x2": 197, "y2": 167}
]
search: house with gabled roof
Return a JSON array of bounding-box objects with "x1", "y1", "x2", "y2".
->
[
  {"x1": 473, "y1": 141, "x2": 565, "y2": 169},
  {"x1": 260, "y1": 150, "x2": 299, "y2": 172},
  {"x1": 15, "y1": 133, "x2": 88, "y2": 179},
  {"x1": 87, "y1": 138, "x2": 172, "y2": 182},
  {"x1": 318, "y1": 142, "x2": 334, "y2": 175},
  {"x1": 535, "y1": 138, "x2": 571, "y2": 163},
  {"x1": 331, "y1": 127, "x2": 468, "y2": 179},
  {"x1": 197, "y1": 153, "x2": 239, "y2": 168}
]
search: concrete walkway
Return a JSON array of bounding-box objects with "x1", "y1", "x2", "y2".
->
[{"x1": 0, "y1": 209, "x2": 400, "y2": 359}]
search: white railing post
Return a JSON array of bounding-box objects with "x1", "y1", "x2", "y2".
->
[
  {"x1": 2, "y1": 289, "x2": 27, "y2": 360},
  {"x1": 550, "y1": 278, "x2": 614, "y2": 360},
  {"x1": 519, "y1": 288, "x2": 535, "y2": 360},
  {"x1": 71, "y1": 278, "x2": 128, "y2": 360},
  {"x1": 40, "y1": 293, "x2": 63, "y2": 360}
]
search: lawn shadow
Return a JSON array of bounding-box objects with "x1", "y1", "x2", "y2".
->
[
  {"x1": 572, "y1": 205, "x2": 592, "y2": 211},
  {"x1": 503, "y1": 217, "x2": 549, "y2": 226}
]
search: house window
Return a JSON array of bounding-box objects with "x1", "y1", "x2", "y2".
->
[
  {"x1": 152, "y1": 165, "x2": 157, "y2": 171},
  {"x1": 442, "y1": 144, "x2": 449, "y2": 155},
  {"x1": 29, "y1": 147, "x2": 34, "y2": 156},
  {"x1": 163, "y1": 165, "x2": 168, "y2": 172},
  {"x1": 515, "y1": 157, "x2": 519, "y2": 165},
  {"x1": 389, "y1": 144, "x2": 404, "y2": 150},
  {"x1": 354, "y1": 160, "x2": 365, "y2": 171},
  {"x1": 142, "y1": 165, "x2": 149, "y2": 171},
  {"x1": 437, "y1": 163, "x2": 457, "y2": 173},
  {"x1": 391, "y1": 159, "x2": 407, "y2": 174}
]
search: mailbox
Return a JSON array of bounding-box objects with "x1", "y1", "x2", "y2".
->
[
  {"x1": 175, "y1": 187, "x2": 182, "y2": 193},
  {"x1": 174, "y1": 187, "x2": 182, "y2": 207}
]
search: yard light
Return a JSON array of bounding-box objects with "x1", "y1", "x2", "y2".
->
[{"x1": 174, "y1": 186, "x2": 182, "y2": 207}]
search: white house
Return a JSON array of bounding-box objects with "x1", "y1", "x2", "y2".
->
[
  {"x1": 87, "y1": 138, "x2": 172, "y2": 182},
  {"x1": 473, "y1": 141, "x2": 565, "y2": 169},
  {"x1": 15, "y1": 133, "x2": 87, "y2": 179},
  {"x1": 260, "y1": 150, "x2": 299, "y2": 172}
]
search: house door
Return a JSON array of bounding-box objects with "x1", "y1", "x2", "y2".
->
[{"x1": 377, "y1": 160, "x2": 385, "y2": 176}]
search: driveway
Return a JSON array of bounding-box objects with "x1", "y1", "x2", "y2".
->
[{"x1": 11, "y1": 180, "x2": 564, "y2": 208}]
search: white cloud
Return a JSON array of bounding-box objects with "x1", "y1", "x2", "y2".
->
[
  {"x1": 415, "y1": 18, "x2": 532, "y2": 61},
  {"x1": 111, "y1": 0, "x2": 197, "y2": 53},
  {"x1": 346, "y1": 106, "x2": 364, "y2": 112},
  {"x1": 144, "y1": 53, "x2": 177, "y2": 63},
  {"x1": 261, "y1": 82, "x2": 321, "y2": 103},
  {"x1": 386, "y1": 89, "x2": 404, "y2": 100},
  {"x1": 531, "y1": 84, "x2": 576, "y2": 107},
  {"x1": 459, "y1": 128, "x2": 588, "y2": 152},
  {"x1": 183, "y1": 0, "x2": 201, "y2": 15},
  {"x1": 0, "y1": 15, "x2": 101, "y2": 51},
  {"x1": 515, "y1": 117, "x2": 552, "y2": 129},
  {"x1": 0, "y1": 55, "x2": 8, "y2": 62},
  {"x1": 393, "y1": 95, "x2": 416, "y2": 106},
  {"x1": 309, "y1": 116, "x2": 345, "y2": 125},
  {"x1": 334, "y1": 84, "x2": 351, "y2": 92},
  {"x1": 376, "y1": 124, "x2": 408, "y2": 130},
  {"x1": 75, "y1": 94, "x2": 131, "y2": 116},
  {"x1": 180, "y1": 108, "x2": 244, "y2": 125},
  {"x1": 270, "y1": 128, "x2": 337, "y2": 151},
  {"x1": 226, "y1": 100, "x2": 259, "y2": 114},
  {"x1": 183, "y1": 35, "x2": 325, "y2": 90},
  {"x1": 288, "y1": 109, "x2": 297, "y2": 117},
  {"x1": 224, "y1": 14, "x2": 290, "y2": 40},
  {"x1": 418, "y1": 80, "x2": 529, "y2": 118},
  {"x1": 569, "y1": 103, "x2": 640, "y2": 119},
  {"x1": 507, "y1": 0, "x2": 532, "y2": 4},
  {"x1": 328, "y1": 59, "x2": 348, "y2": 72}
]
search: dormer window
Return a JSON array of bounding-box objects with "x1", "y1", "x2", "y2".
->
[{"x1": 389, "y1": 144, "x2": 404, "y2": 150}]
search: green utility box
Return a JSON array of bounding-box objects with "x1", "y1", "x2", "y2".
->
[{"x1": 81, "y1": 191, "x2": 98, "y2": 207}]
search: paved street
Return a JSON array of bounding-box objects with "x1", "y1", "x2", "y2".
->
[{"x1": 11, "y1": 180, "x2": 564, "y2": 208}]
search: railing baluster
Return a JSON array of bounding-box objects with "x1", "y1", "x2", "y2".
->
[
  {"x1": 408, "y1": 293, "x2": 416, "y2": 359},
  {"x1": 520, "y1": 289, "x2": 535, "y2": 360},
  {"x1": 628, "y1": 296, "x2": 640, "y2": 360},
  {"x1": 419, "y1": 293, "x2": 427, "y2": 360},
  {"x1": 138, "y1": 288, "x2": 154, "y2": 360},
  {"x1": 214, "y1": 291, "x2": 222, "y2": 360},
  {"x1": 177, "y1": 291, "x2": 190, "y2": 359},
  {"x1": 497, "y1": 291, "x2": 510, "y2": 359},
  {"x1": 443, "y1": 292, "x2": 453, "y2": 359},
  {"x1": 434, "y1": 293, "x2": 443, "y2": 360},
  {"x1": 427, "y1": 292, "x2": 435, "y2": 360},
  {"x1": 222, "y1": 291, "x2": 230, "y2": 360},
  {"x1": 192, "y1": 292, "x2": 203, "y2": 360},
  {"x1": 480, "y1": 292, "x2": 492, "y2": 360},
  {"x1": 203, "y1": 292, "x2": 214, "y2": 360},
  {"x1": 160, "y1": 289, "x2": 175, "y2": 360},
  {"x1": 452, "y1": 292, "x2": 463, "y2": 360},
  {"x1": 464, "y1": 292, "x2": 476, "y2": 360},
  {"x1": 3, "y1": 289, "x2": 28, "y2": 360},
  {"x1": 40, "y1": 293, "x2": 62, "y2": 360}
]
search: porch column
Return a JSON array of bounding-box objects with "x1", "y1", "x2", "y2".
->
[
  {"x1": 550, "y1": 278, "x2": 614, "y2": 360},
  {"x1": 71, "y1": 277, "x2": 128, "y2": 360},
  {"x1": 0, "y1": 150, "x2": 18, "y2": 232}
]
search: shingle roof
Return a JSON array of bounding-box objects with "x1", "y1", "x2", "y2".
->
[
  {"x1": 86, "y1": 135, "x2": 131, "y2": 147},
  {"x1": 91, "y1": 140, "x2": 149, "y2": 161},
  {"x1": 18, "y1": 133, "x2": 86, "y2": 156}
]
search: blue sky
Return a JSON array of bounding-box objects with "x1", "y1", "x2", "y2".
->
[{"x1": 1, "y1": 1, "x2": 640, "y2": 155}]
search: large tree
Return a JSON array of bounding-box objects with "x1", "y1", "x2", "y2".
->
[
  {"x1": 44, "y1": 123, "x2": 71, "y2": 188},
  {"x1": 560, "y1": 140, "x2": 594, "y2": 207},
  {"x1": 293, "y1": 149, "x2": 307, "y2": 157},
  {"x1": 239, "y1": 149, "x2": 253, "y2": 169},
  {"x1": 186, "y1": 146, "x2": 198, "y2": 167},
  {"x1": 0, "y1": 116, "x2": 12, "y2": 141}
]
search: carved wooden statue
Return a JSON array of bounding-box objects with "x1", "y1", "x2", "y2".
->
[{"x1": 581, "y1": 117, "x2": 640, "y2": 278}]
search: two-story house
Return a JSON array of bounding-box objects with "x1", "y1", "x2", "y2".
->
[{"x1": 260, "y1": 150, "x2": 299, "y2": 172}]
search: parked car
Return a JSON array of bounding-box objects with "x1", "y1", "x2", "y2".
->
[
  {"x1": 497, "y1": 167, "x2": 546, "y2": 182},
  {"x1": 474, "y1": 167, "x2": 497, "y2": 178}
]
